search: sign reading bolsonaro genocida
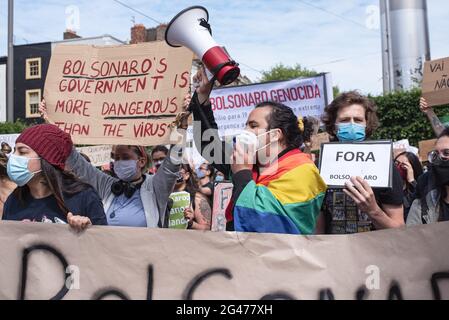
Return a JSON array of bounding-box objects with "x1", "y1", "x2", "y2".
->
[
  {"x1": 319, "y1": 141, "x2": 393, "y2": 189},
  {"x1": 44, "y1": 42, "x2": 192, "y2": 146},
  {"x1": 0, "y1": 221, "x2": 448, "y2": 300},
  {"x1": 208, "y1": 74, "x2": 333, "y2": 137}
]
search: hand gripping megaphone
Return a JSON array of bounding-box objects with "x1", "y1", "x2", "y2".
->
[{"x1": 165, "y1": 6, "x2": 240, "y2": 86}]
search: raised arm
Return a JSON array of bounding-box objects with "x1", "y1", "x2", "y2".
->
[
  {"x1": 420, "y1": 97, "x2": 445, "y2": 137},
  {"x1": 190, "y1": 68, "x2": 232, "y2": 177},
  {"x1": 66, "y1": 148, "x2": 117, "y2": 201}
]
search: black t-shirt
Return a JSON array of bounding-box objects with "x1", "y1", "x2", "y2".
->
[
  {"x1": 322, "y1": 165, "x2": 403, "y2": 234},
  {"x1": 202, "y1": 182, "x2": 214, "y2": 193},
  {"x1": 2, "y1": 187, "x2": 107, "y2": 225}
]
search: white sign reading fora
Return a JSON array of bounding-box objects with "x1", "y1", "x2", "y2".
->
[{"x1": 319, "y1": 141, "x2": 393, "y2": 189}]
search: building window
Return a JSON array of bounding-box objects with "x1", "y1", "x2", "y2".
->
[
  {"x1": 26, "y1": 58, "x2": 42, "y2": 80},
  {"x1": 25, "y1": 89, "x2": 41, "y2": 118}
]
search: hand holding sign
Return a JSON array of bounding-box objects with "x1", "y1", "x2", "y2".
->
[
  {"x1": 419, "y1": 97, "x2": 432, "y2": 114},
  {"x1": 39, "y1": 99, "x2": 52, "y2": 124},
  {"x1": 67, "y1": 212, "x2": 92, "y2": 232},
  {"x1": 343, "y1": 176, "x2": 381, "y2": 217},
  {"x1": 422, "y1": 57, "x2": 449, "y2": 107}
]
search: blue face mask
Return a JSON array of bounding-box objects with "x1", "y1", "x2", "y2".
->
[
  {"x1": 196, "y1": 167, "x2": 206, "y2": 179},
  {"x1": 114, "y1": 160, "x2": 138, "y2": 182},
  {"x1": 215, "y1": 175, "x2": 225, "y2": 182},
  {"x1": 7, "y1": 154, "x2": 41, "y2": 187},
  {"x1": 336, "y1": 123, "x2": 366, "y2": 142}
]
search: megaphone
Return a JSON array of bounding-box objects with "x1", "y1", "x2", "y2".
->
[{"x1": 165, "y1": 6, "x2": 240, "y2": 86}]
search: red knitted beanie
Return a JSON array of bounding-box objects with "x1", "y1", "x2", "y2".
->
[{"x1": 16, "y1": 124, "x2": 73, "y2": 171}]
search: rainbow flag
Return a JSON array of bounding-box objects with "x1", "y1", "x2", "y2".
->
[{"x1": 234, "y1": 149, "x2": 327, "y2": 235}]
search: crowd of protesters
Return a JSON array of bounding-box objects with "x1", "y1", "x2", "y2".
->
[{"x1": 0, "y1": 68, "x2": 448, "y2": 234}]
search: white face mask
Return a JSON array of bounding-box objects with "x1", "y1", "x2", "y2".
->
[
  {"x1": 235, "y1": 129, "x2": 278, "y2": 152},
  {"x1": 114, "y1": 160, "x2": 138, "y2": 182}
]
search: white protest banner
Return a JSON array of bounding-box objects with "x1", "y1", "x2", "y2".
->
[
  {"x1": 211, "y1": 181, "x2": 233, "y2": 232},
  {"x1": 0, "y1": 133, "x2": 20, "y2": 150},
  {"x1": 393, "y1": 139, "x2": 419, "y2": 158},
  {"x1": 319, "y1": 141, "x2": 393, "y2": 188},
  {"x1": 75, "y1": 145, "x2": 112, "y2": 167},
  {"x1": 44, "y1": 42, "x2": 193, "y2": 146},
  {"x1": 208, "y1": 74, "x2": 333, "y2": 137},
  {"x1": 0, "y1": 221, "x2": 448, "y2": 300},
  {"x1": 422, "y1": 56, "x2": 449, "y2": 107}
]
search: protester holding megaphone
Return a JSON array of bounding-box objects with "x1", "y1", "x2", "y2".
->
[
  {"x1": 317, "y1": 91, "x2": 404, "y2": 234},
  {"x1": 39, "y1": 100, "x2": 183, "y2": 228},
  {"x1": 188, "y1": 67, "x2": 327, "y2": 235}
]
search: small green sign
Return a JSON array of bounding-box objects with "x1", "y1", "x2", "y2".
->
[{"x1": 168, "y1": 191, "x2": 191, "y2": 229}]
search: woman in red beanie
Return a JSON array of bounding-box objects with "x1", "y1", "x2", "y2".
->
[{"x1": 2, "y1": 124, "x2": 107, "y2": 230}]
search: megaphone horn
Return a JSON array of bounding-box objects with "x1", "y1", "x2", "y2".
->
[{"x1": 165, "y1": 6, "x2": 240, "y2": 86}]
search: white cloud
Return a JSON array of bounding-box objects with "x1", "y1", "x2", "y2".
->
[{"x1": 0, "y1": 0, "x2": 448, "y2": 95}]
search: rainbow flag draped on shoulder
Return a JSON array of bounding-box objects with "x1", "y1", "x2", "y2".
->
[{"x1": 234, "y1": 149, "x2": 327, "y2": 235}]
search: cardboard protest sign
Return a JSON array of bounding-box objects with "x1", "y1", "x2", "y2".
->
[
  {"x1": 319, "y1": 141, "x2": 393, "y2": 188},
  {"x1": 168, "y1": 191, "x2": 190, "y2": 229},
  {"x1": 75, "y1": 145, "x2": 112, "y2": 167},
  {"x1": 419, "y1": 139, "x2": 437, "y2": 162},
  {"x1": 211, "y1": 182, "x2": 233, "y2": 232},
  {"x1": 208, "y1": 74, "x2": 333, "y2": 137},
  {"x1": 44, "y1": 42, "x2": 193, "y2": 146},
  {"x1": 422, "y1": 57, "x2": 449, "y2": 107},
  {"x1": 0, "y1": 221, "x2": 448, "y2": 300}
]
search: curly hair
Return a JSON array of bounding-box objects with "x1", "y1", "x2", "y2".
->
[
  {"x1": 322, "y1": 91, "x2": 379, "y2": 139},
  {"x1": 302, "y1": 117, "x2": 315, "y2": 144}
]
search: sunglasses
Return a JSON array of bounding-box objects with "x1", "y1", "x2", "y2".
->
[{"x1": 428, "y1": 149, "x2": 449, "y2": 164}]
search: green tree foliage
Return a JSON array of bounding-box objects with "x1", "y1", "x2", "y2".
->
[
  {"x1": 371, "y1": 89, "x2": 449, "y2": 146},
  {"x1": 261, "y1": 63, "x2": 319, "y2": 82},
  {"x1": 0, "y1": 120, "x2": 29, "y2": 134}
]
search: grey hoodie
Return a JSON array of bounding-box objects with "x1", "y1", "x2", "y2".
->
[{"x1": 66, "y1": 148, "x2": 180, "y2": 228}]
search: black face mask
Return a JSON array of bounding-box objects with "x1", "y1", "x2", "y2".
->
[{"x1": 431, "y1": 162, "x2": 449, "y2": 186}]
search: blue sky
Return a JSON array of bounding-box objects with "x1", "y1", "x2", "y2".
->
[{"x1": 1, "y1": 0, "x2": 449, "y2": 95}]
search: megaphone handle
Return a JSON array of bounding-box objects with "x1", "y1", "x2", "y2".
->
[
  {"x1": 210, "y1": 60, "x2": 238, "y2": 76},
  {"x1": 199, "y1": 18, "x2": 212, "y2": 35}
]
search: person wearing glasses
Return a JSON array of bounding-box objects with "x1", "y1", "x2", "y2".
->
[{"x1": 407, "y1": 128, "x2": 449, "y2": 225}]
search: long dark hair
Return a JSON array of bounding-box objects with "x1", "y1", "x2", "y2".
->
[
  {"x1": 395, "y1": 151, "x2": 424, "y2": 183},
  {"x1": 181, "y1": 164, "x2": 199, "y2": 196},
  {"x1": 14, "y1": 158, "x2": 91, "y2": 215},
  {"x1": 255, "y1": 101, "x2": 304, "y2": 149}
]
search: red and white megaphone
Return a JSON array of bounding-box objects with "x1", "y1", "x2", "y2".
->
[{"x1": 165, "y1": 6, "x2": 240, "y2": 86}]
